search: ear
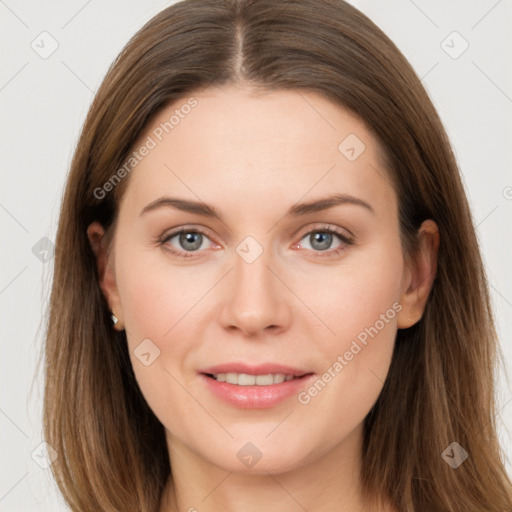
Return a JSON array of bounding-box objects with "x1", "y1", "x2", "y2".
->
[
  {"x1": 397, "y1": 219, "x2": 440, "y2": 329},
  {"x1": 87, "y1": 221, "x2": 124, "y2": 331}
]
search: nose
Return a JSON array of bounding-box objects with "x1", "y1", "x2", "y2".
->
[{"x1": 218, "y1": 245, "x2": 292, "y2": 337}]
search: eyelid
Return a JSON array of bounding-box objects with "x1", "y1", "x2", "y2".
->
[
  {"x1": 159, "y1": 224, "x2": 215, "y2": 242},
  {"x1": 295, "y1": 223, "x2": 354, "y2": 242}
]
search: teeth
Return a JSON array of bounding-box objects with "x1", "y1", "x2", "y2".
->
[{"x1": 213, "y1": 373, "x2": 297, "y2": 385}]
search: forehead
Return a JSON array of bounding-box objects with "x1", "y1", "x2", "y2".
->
[{"x1": 118, "y1": 85, "x2": 395, "y2": 221}]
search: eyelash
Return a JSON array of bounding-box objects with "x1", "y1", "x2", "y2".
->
[{"x1": 157, "y1": 224, "x2": 355, "y2": 260}]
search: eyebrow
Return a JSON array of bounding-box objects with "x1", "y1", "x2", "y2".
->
[{"x1": 139, "y1": 193, "x2": 375, "y2": 220}]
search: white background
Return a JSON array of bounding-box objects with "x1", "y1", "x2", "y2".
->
[{"x1": 1, "y1": 0, "x2": 511, "y2": 510}]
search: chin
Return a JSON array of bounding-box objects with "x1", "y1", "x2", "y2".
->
[{"x1": 197, "y1": 435, "x2": 313, "y2": 475}]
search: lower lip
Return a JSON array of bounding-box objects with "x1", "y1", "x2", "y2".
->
[{"x1": 199, "y1": 373, "x2": 315, "y2": 409}]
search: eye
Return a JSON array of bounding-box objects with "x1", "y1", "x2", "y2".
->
[
  {"x1": 295, "y1": 224, "x2": 354, "y2": 258},
  {"x1": 159, "y1": 227, "x2": 216, "y2": 258}
]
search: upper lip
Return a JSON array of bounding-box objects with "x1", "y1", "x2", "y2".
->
[{"x1": 199, "y1": 362, "x2": 312, "y2": 377}]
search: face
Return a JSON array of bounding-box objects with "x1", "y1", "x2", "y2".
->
[{"x1": 88, "y1": 84, "x2": 435, "y2": 475}]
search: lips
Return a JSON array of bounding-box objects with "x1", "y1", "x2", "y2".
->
[{"x1": 198, "y1": 362, "x2": 315, "y2": 409}]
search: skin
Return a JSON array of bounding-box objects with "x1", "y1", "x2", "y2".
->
[{"x1": 87, "y1": 84, "x2": 439, "y2": 512}]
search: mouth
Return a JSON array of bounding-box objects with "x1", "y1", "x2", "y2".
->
[{"x1": 198, "y1": 363, "x2": 315, "y2": 408}]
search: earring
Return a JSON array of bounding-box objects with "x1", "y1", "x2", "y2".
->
[{"x1": 111, "y1": 313, "x2": 119, "y2": 325}]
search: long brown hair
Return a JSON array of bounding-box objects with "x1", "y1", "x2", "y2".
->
[{"x1": 42, "y1": 0, "x2": 512, "y2": 510}]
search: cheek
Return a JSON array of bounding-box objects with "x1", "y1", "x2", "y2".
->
[
  {"x1": 303, "y1": 240, "x2": 404, "y2": 351},
  {"x1": 115, "y1": 266, "x2": 201, "y2": 445},
  {"x1": 116, "y1": 245, "x2": 209, "y2": 344},
  {"x1": 294, "y1": 242, "x2": 403, "y2": 412},
  {"x1": 114, "y1": 246, "x2": 225, "y2": 412}
]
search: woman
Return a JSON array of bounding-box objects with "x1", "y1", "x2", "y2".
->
[{"x1": 43, "y1": 0, "x2": 512, "y2": 510}]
